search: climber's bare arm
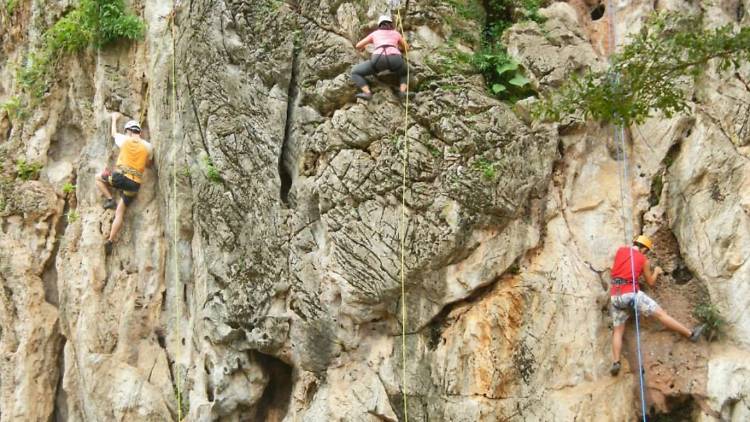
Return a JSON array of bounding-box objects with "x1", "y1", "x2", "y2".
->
[
  {"x1": 355, "y1": 36, "x2": 372, "y2": 51},
  {"x1": 399, "y1": 37, "x2": 408, "y2": 52},
  {"x1": 111, "y1": 112, "x2": 121, "y2": 138},
  {"x1": 642, "y1": 261, "x2": 662, "y2": 287}
]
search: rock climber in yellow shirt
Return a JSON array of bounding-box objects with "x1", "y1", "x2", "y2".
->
[{"x1": 95, "y1": 112, "x2": 153, "y2": 255}]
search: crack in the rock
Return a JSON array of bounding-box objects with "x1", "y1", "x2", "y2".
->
[{"x1": 279, "y1": 45, "x2": 301, "y2": 206}]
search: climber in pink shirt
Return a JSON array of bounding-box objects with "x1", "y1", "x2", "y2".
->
[{"x1": 351, "y1": 15, "x2": 411, "y2": 100}]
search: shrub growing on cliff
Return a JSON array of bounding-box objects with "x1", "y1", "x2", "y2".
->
[
  {"x1": 693, "y1": 302, "x2": 725, "y2": 341},
  {"x1": 203, "y1": 156, "x2": 222, "y2": 184},
  {"x1": 17, "y1": 0, "x2": 145, "y2": 102},
  {"x1": 0, "y1": 96, "x2": 24, "y2": 121},
  {"x1": 15, "y1": 159, "x2": 42, "y2": 181},
  {"x1": 4, "y1": 0, "x2": 18, "y2": 15},
  {"x1": 62, "y1": 182, "x2": 76, "y2": 194},
  {"x1": 536, "y1": 12, "x2": 750, "y2": 125},
  {"x1": 434, "y1": 0, "x2": 538, "y2": 101}
]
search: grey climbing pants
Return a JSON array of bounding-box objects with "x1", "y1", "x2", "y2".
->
[{"x1": 351, "y1": 54, "x2": 408, "y2": 87}]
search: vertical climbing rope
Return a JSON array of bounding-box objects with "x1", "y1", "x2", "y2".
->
[
  {"x1": 607, "y1": 1, "x2": 648, "y2": 419},
  {"x1": 168, "y1": 5, "x2": 184, "y2": 420},
  {"x1": 394, "y1": 3, "x2": 411, "y2": 420}
]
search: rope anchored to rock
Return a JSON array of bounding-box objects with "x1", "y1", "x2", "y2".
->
[
  {"x1": 395, "y1": 4, "x2": 411, "y2": 421},
  {"x1": 607, "y1": 0, "x2": 648, "y2": 419}
]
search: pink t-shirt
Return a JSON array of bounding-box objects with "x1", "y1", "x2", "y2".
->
[{"x1": 365, "y1": 29, "x2": 403, "y2": 56}]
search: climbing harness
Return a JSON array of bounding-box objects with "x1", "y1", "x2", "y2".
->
[
  {"x1": 608, "y1": 0, "x2": 648, "y2": 418},
  {"x1": 370, "y1": 44, "x2": 399, "y2": 68},
  {"x1": 116, "y1": 164, "x2": 144, "y2": 180},
  {"x1": 394, "y1": 4, "x2": 411, "y2": 421}
]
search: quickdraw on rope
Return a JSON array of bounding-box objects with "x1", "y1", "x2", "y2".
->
[
  {"x1": 168, "y1": 4, "x2": 184, "y2": 420},
  {"x1": 394, "y1": 4, "x2": 411, "y2": 421},
  {"x1": 607, "y1": 1, "x2": 648, "y2": 419}
]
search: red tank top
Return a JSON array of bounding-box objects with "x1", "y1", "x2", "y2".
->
[{"x1": 610, "y1": 246, "x2": 646, "y2": 295}]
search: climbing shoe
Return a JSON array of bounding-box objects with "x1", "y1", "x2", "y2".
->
[
  {"x1": 103, "y1": 198, "x2": 117, "y2": 210},
  {"x1": 609, "y1": 361, "x2": 621, "y2": 376},
  {"x1": 689, "y1": 324, "x2": 706, "y2": 342},
  {"x1": 398, "y1": 91, "x2": 414, "y2": 100},
  {"x1": 104, "y1": 240, "x2": 114, "y2": 256},
  {"x1": 355, "y1": 92, "x2": 373, "y2": 101}
]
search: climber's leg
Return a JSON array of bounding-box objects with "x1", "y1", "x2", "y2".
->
[
  {"x1": 652, "y1": 307, "x2": 692, "y2": 338},
  {"x1": 610, "y1": 322, "x2": 626, "y2": 375},
  {"x1": 352, "y1": 60, "x2": 375, "y2": 99},
  {"x1": 108, "y1": 197, "x2": 127, "y2": 243},
  {"x1": 609, "y1": 294, "x2": 631, "y2": 376},
  {"x1": 96, "y1": 176, "x2": 111, "y2": 198},
  {"x1": 96, "y1": 170, "x2": 117, "y2": 210},
  {"x1": 389, "y1": 55, "x2": 408, "y2": 93}
]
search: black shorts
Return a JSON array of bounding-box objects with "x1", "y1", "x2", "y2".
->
[{"x1": 101, "y1": 171, "x2": 141, "y2": 206}]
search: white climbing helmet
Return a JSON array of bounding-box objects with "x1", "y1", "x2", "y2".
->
[
  {"x1": 378, "y1": 15, "x2": 393, "y2": 26},
  {"x1": 124, "y1": 120, "x2": 141, "y2": 132}
]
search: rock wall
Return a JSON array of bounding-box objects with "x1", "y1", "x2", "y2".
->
[{"x1": 0, "y1": 0, "x2": 748, "y2": 421}]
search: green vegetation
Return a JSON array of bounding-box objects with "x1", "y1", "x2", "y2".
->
[
  {"x1": 693, "y1": 302, "x2": 725, "y2": 341},
  {"x1": 537, "y1": 12, "x2": 750, "y2": 125},
  {"x1": 66, "y1": 209, "x2": 79, "y2": 223},
  {"x1": 15, "y1": 159, "x2": 42, "y2": 181},
  {"x1": 4, "y1": 0, "x2": 18, "y2": 15},
  {"x1": 0, "y1": 96, "x2": 24, "y2": 121},
  {"x1": 473, "y1": 158, "x2": 497, "y2": 180},
  {"x1": 203, "y1": 156, "x2": 222, "y2": 184},
  {"x1": 17, "y1": 0, "x2": 145, "y2": 103},
  {"x1": 62, "y1": 182, "x2": 76, "y2": 194},
  {"x1": 648, "y1": 172, "x2": 663, "y2": 207},
  {"x1": 472, "y1": 47, "x2": 533, "y2": 100},
  {"x1": 434, "y1": 0, "x2": 541, "y2": 101}
]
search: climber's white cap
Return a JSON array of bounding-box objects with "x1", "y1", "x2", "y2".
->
[
  {"x1": 124, "y1": 120, "x2": 141, "y2": 132},
  {"x1": 378, "y1": 15, "x2": 393, "y2": 26}
]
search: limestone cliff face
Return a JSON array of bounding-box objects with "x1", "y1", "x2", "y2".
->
[{"x1": 1, "y1": 0, "x2": 748, "y2": 421}]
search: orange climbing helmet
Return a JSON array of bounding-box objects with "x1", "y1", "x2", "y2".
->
[{"x1": 634, "y1": 235, "x2": 653, "y2": 251}]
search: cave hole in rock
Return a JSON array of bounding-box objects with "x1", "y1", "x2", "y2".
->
[
  {"x1": 255, "y1": 353, "x2": 293, "y2": 422},
  {"x1": 649, "y1": 393, "x2": 698, "y2": 421},
  {"x1": 591, "y1": 3, "x2": 606, "y2": 20},
  {"x1": 671, "y1": 264, "x2": 693, "y2": 285}
]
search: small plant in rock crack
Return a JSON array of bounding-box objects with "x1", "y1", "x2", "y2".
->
[
  {"x1": 16, "y1": 159, "x2": 43, "y2": 181},
  {"x1": 473, "y1": 158, "x2": 497, "y2": 180},
  {"x1": 4, "y1": 0, "x2": 18, "y2": 15},
  {"x1": 693, "y1": 302, "x2": 725, "y2": 341},
  {"x1": 202, "y1": 156, "x2": 222, "y2": 184},
  {"x1": 471, "y1": 47, "x2": 534, "y2": 101},
  {"x1": 66, "y1": 209, "x2": 80, "y2": 223},
  {"x1": 62, "y1": 182, "x2": 76, "y2": 194},
  {"x1": 1, "y1": 96, "x2": 25, "y2": 121}
]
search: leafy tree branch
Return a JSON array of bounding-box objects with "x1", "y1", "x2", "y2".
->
[{"x1": 536, "y1": 12, "x2": 750, "y2": 125}]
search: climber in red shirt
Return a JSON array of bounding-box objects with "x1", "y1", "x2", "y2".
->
[{"x1": 608, "y1": 235, "x2": 705, "y2": 376}]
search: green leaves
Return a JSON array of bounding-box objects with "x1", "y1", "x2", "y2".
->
[
  {"x1": 15, "y1": 159, "x2": 43, "y2": 181},
  {"x1": 537, "y1": 11, "x2": 750, "y2": 125},
  {"x1": 472, "y1": 48, "x2": 534, "y2": 101},
  {"x1": 16, "y1": 0, "x2": 145, "y2": 103},
  {"x1": 507, "y1": 73, "x2": 530, "y2": 87},
  {"x1": 491, "y1": 83, "x2": 506, "y2": 93}
]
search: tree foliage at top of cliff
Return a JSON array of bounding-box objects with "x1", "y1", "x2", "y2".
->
[
  {"x1": 17, "y1": 0, "x2": 144, "y2": 100},
  {"x1": 536, "y1": 12, "x2": 750, "y2": 125}
]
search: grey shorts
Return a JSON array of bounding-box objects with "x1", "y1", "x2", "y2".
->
[{"x1": 610, "y1": 291, "x2": 659, "y2": 326}]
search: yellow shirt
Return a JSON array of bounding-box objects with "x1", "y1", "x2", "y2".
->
[{"x1": 114, "y1": 134, "x2": 153, "y2": 183}]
